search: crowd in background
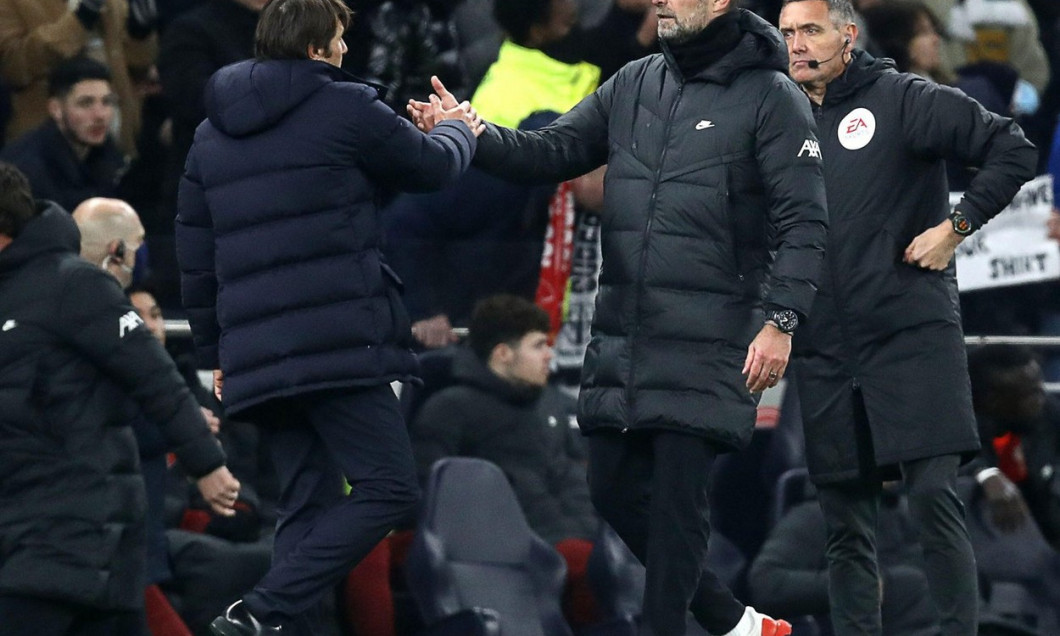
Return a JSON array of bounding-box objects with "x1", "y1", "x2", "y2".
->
[{"x1": 1, "y1": 0, "x2": 1060, "y2": 634}]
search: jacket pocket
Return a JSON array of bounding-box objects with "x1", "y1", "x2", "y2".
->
[{"x1": 380, "y1": 263, "x2": 413, "y2": 347}]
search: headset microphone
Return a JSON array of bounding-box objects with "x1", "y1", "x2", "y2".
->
[{"x1": 806, "y1": 37, "x2": 851, "y2": 69}]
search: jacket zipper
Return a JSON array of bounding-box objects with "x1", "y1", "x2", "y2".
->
[
  {"x1": 625, "y1": 82, "x2": 685, "y2": 426},
  {"x1": 815, "y1": 102, "x2": 861, "y2": 391}
]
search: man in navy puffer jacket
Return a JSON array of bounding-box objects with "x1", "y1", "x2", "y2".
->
[{"x1": 174, "y1": 0, "x2": 482, "y2": 633}]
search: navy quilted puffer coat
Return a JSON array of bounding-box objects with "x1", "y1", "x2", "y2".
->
[{"x1": 176, "y1": 59, "x2": 476, "y2": 415}]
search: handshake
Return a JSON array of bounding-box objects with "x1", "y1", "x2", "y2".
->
[
  {"x1": 407, "y1": 76, "x2": 486, "y2": 138},
  {"x1": 76, "y1": 0, "x2": 156, "y2": 38}
]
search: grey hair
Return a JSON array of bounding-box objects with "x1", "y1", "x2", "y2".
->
[{"x1": 781, "y1": 0, "x2": 858, "y2": 28}]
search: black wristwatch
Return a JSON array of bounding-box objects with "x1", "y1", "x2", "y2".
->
[
  {"x1": 949, "y1": 210, "x2": 974, "y2": 236},
  {"x1": 765, "y1": 309, "x2": 799, "y2": 334}
]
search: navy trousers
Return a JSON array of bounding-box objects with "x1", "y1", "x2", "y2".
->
[
  {"x1": 587, "y1": 430, "x2": 746, "y2": 636},
  {"x1": 242, "y1": 385, "x2": 420, "y2": 633}
]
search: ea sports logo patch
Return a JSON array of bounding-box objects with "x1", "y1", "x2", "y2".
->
[{"x1": 838, "y1": 108, "x2": 876, "y2": 150}]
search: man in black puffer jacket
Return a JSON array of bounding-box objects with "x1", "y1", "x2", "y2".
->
[
  {"x1": 0, "y1": 163, "x2": 240, "y2": 636},
  {"x1": 410, "y1": 0, "x2": 829, "y2": 633},
  {"x1": 777, "y1": 0, "x2": 1038, "y2": 634},
  {"x1": 411, "y1": 295, "x2": 596, "y2": 545},
  {"x1": 175, "y1": 0, "x2": 482, "y2": 633}
]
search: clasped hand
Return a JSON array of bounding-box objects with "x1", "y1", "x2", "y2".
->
[{"x1": 408, "y1": 76, "x2": 485, "y2": 137}]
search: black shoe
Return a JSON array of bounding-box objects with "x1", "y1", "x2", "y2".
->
[{"x1": 209, "y1": 600, "x2": 283, "y2": 635}]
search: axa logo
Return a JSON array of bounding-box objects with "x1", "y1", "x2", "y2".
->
[
  {"x1": 695, "y1": 120, "x2": 715, "y2": 130},
  {"x1": 1, "y1": 319, "x2": 16, "y2": 332},
  {"x1": 119, "y1": 310, "x2": 144, "y2": 338},
  {"x1": 798, "y1": 139, "x2": 821, "y2": 158}
]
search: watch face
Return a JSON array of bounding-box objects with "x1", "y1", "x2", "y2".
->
[
  {"x1": 951, "y1": 213, "x2": 973, "y2": 235},
  {"x1": 771, "y1": 310, "x2": 798, "y2": 332}
]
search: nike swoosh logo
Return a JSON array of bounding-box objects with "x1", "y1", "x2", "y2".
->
[{"x1": 695, "y1": 120, "x2": 715, "y2": 130}]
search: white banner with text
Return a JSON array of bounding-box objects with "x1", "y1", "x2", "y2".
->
[{"x1": 953, "y1": 174, "x2": 1059, "y2": 292}]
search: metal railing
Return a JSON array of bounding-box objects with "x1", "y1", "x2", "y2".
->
[{"x1": 163, "y1": 320, "x2": 1060, "y2": 393}]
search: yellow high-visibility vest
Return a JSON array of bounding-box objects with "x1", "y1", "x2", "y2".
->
[{"x1": 471, "y1": 40, "x2": 601, "y2": 129}]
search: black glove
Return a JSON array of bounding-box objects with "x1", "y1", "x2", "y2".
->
[
  {"x1": 75, "y1": 0, "x2": 105, "y2": 30},
  {"x1": 127, "y1": 0, "x2": 157, "y2": 39},
  {"x1": 980, "y1": 471, "x2": 1029, "y2": 533}
]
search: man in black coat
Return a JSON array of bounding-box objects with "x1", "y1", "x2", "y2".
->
[
  {"x1": 175, "y1": 0, "x2": 482, "y2": 633},
  {"x1": 410, "y1": 0, "x2": 829, "y2": 632},
  {"x1": 0, "y1": 162, "x2": 240, "y2": 636},
  {"x1": 411, "y1": 295, "x2": 597, "y2": 545},
  {"x1": 777, "y1": 0, "x2": 1038, "y2": 634}
]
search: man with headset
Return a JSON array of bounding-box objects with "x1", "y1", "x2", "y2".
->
[{"x1": 777, "y1": 0, "x2": 1037, "y2": 633}]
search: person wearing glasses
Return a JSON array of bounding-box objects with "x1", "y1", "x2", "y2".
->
[{"x1": 0, "y1": 56, "x2": 127, "y2": 212}]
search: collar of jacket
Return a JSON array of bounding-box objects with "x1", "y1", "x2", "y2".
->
[
  {"x1": 0, "y1": 202, "x2": 80, "y2": 275},
  {"x1": 821, "y1": 49, "x2": 897, "y2": 106},
  {"x1": 660, "y1": 9, "x2": 788, "y2": 84},
  {"x1": 40, "y1": 119, "x2": 127, "y2": 184},
  {"x1": 451, "y1": 346, "x2": 544, "y2": 406}
]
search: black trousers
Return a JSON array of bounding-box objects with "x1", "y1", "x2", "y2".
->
[
  {"x1": 588, "y1": 429, "x2": 745, "y2": 636},
  {"x1": 242, "y1": 385, "x2": 420, "y2": 635},
  {"x1": 0, "y1": 594, "x2": 145, "y2": 636},
  {"x1": 817, "y1": 454, "x2": 978, "y2": 635}
]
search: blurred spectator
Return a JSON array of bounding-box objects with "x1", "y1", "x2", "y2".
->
[
  {"x1": 544, "y1": 0, "x2": 659, "y2": 83},
  {"x1": 0, "y1": 57, "x2": 127, "y2": 212},
  {"x1": 968, "y1": 345, "x2": 1060, "y2": 548},
  {"x1": 922, "y1": 0, "x2": 1050, "y2": 102},
  {"x1": 158, "y1": 0, "x2": 260, "y2": 221},
  {"x1": 0, "y1": 0, "x2": 158, "y2": 154},
  {"x1": 861, "y1": 1, "x2": 948, "y2": 81},
  {"x1": 151, "y1": 0, "x2": 260, "y2": 311},
  {"x1": 454, "y1": 0, "x2": 656, "y2": 93},
  {"x1": 411, "y1": 295, "x2": 597, "y2": 544},
  {"x1": 342, "y1": 0, "x2": 466, "y2": 113},
  {"x1": 749, "y1": 486, "x2": 941, "y2": 636}
]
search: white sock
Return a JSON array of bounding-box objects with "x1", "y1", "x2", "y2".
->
[{"x1": 720, "y1": 606, "x2": 758, "y2": 636}]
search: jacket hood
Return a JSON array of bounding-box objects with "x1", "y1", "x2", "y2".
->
[
  {"x1": 822, "y1": 50, "x2": 895, "y2": 105},
  {"x1": 0, "y1": 202, "x2": 80, "y2": 275},
  {"x1": 451, "y1": 347, "x2": 543, "y2": 405},
  {"x1": 661, "y1": 9, "x2": 789, "y2": 84},
  {"x1": 205, "y1": 59, "x2": 370, "y2": 137}
]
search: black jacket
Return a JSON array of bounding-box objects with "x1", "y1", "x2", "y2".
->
[
  {"x1": 0, "y1": 121, "x2": 127, "y2": 212},
  {"x1": 0, "y1": 205, "x2": 224, "y2": 609},
  {"x1": 176, "y1": 59, "x2": 476, "y2": 415},
  {"x1": 473, "y1": 10, "x2": 828, "y2": 449},
  {"x1": 791, "y1": 52, "x2": 1038, "y2": 483},
  {"x1": 411, "y1": 348, "x2": 596, "y2": 543}
]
